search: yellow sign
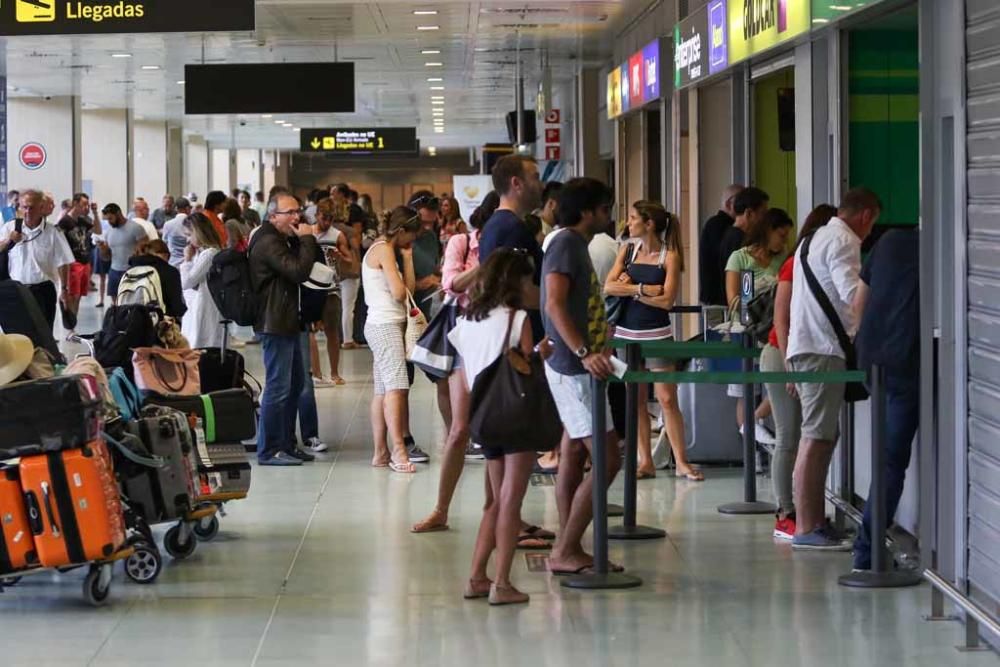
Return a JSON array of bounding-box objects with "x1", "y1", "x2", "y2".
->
[
  {"x1": 607, "y1": 67, "x2": 622, "y2": 119},
  {"x1": 727, "y1": 0, "x2": 810, "y2": 64},
  {"x1": 17, "y1": 0, "x2": 56, "y2": 23},
  {"x1": 322, "y1": 136, "x2": 335, "y2": 149}
]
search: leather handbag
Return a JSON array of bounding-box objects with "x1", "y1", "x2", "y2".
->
[
  {"x1": 798, "y1": 236, "x2": 869, "y2": 403},
  {"x1": 468, "y1": 310, "x2": 562, "y2": 453},
  {"x1": 132, "y1": 347, "x2": 203, "y2": 397},
  {"x1": 404, "y1": 291, "x2": 428, "y2": 358},
  {"x1": 604, "y1": 243, "x2": 634, "y2": 326}
]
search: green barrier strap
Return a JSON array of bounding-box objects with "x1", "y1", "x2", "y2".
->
[
  {"x1": 608, "y1": 339, "x2": 760, "y2": 358},
  {"x1": 615, "y1": 370, "x2": 867, "y2": 384},
  {"x1": 200, "y1": 394, "x2": 216, "y2": 443}
]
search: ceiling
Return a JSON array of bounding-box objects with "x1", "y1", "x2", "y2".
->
[{"x1": 1, "y1": 1, "x2": 634, "y2": 150}]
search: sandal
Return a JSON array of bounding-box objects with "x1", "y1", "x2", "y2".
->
[
  {"x1": 637, "y1": 469, "x2": 656, "y2": 480},
  {"x1": 412, "y1": 517, "x2": 449, "y2": 533},
  {"x1": 371, "y1": 452, "x2": 391, "y2": 468},
  {"x1": 464, "y1": 577, "x2": 492, "y2": 599},
  {"x1": 390, "y1": 457, "x2": 416, "y2": 474},
  {"x1": 331, "y1": 377, "x2": 346, "y2": 386},
  {"x1": 489, "y1": 583, "x2": 529, "y2": 606},
  {"x1": 520, "y1": 525, "x2": 555, "y2": 541},
  {"x1": 675, "y1": 468, "x2": 705, "y2": 482}
]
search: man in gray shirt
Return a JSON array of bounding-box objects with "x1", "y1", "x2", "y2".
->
[
  {"x1": 161, "y1": 197, "x2": 193, "y2": 267},
  {"x1": 101, "y1": 203, "x2": 147, "y2": 304}
]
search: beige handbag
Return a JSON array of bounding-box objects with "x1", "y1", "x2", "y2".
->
[
  {"x1": 132, "y1": 347, "x2": 203, "y2": 396},
  {"x1": 404, "y1": 292, "x2": 428, "y2": 358}
]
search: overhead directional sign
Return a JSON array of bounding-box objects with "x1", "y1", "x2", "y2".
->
[
  {"x1": 0, "y1": 0, "x2": 255, "y2": 36},
  {"x1": 300, "y1": 128, "x2": 419, "y2": 156}
]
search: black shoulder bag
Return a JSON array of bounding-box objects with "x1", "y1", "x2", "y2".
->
[
  {"x1": 604, "y1": 243, "x2": 634, "y2": 326},
  {"x1": 799, "y1": 235, "x2": 869, "y2": 403}
]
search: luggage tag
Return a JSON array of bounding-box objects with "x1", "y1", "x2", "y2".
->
[{"x1": 194, "y1": 418, "x2": 213, "y2": 469}]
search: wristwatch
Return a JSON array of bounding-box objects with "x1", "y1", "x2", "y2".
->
[{"x1": 574, "y1": 345, "x2": 590, "y2": 359}]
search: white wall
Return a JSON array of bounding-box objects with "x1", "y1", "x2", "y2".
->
[
  {"x1": 210, "y1": 148, "x2": 231, "y2": 193},
  {"x1": 133, "y1": 120, "x2": 167, "y2": 204},
  {"x1": 236, "y1": 149, "x2": 260, "y2": 194},
  {"x1": 184, "y1": 134, "x2": 208, "y2": 200},
  {"x1": 81, "y1": 109, "x2": 127, "y2": 207},
  {"x1": 7, "y1": 96, "x2": 74, "y2": 197}
]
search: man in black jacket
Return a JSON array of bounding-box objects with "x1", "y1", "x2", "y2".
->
[
  {"x1": 698, "y1": 184, "x2": 743, "y2": 308},
  {"x1": 249, "y1": 193, "x2": 319, "y2": 466}
]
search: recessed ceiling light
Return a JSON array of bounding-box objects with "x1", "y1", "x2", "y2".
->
[
  {"x1": 424, "y1": 62, "x2": 443, "y2": 67},
  {"x1": 421, "y1": 49, "x2": 441, "y2": 55},
  {"x1": 417, "y1": 25, "x2": 439, "y2": 31},
  {"x1": 430, "y1": 86, "x2": 445, "y2": 90},
  {"x1": 262, "y1": 114, "x2": 272, "y2": 118},
  {"x1": 434, "y1": 128, "x2": 444, "y2": 133},
  {"x1": 427, "y1": 146, "x2": 437, "y2": 155},
  {"x1": 111, "y1": 53, "x2": 132, "y2": 58},
  {"x1": 432, "y1": 111, "x2": 444, "y2": 116},
  {"x1": 431, "y1": 100, "x2": 444, "y2": 105},
  {"x1": 141, "y1": 65, "x2": 160, "y2": 70},
  {"x1": 427, "y1": 77, "x2": 443, "y2": 82},
  {"x1": 413, "y1": 10, "x2": 438, "y2": 15},
  {"x1": 275, "y1": 120, "x2": 285, "y2": 124},
  {"x1": 176, "y1": 80, "x2": 185, "y2": 85},
  {"x1": 293, "y1": 127, "x2": 300, "y2": 131},
  {"x1": 431, "y1": 95, "x2": 444, "y2": 100},
  {"x1": 474, "y1": 47, "x2": 489, "y2": 52}
]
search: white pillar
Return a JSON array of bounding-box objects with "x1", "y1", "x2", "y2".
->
[
  {"x1": 132, "y1": 120, "x2": 168, "y2": 205},
  {"x1": 81, "y1": 108, "x2": 128, "y2": 207},
  {"x1": 7, "y1": 96, "x2": 77, "y2": 198},
  {"x1": 184, "y1": 134, "x2": 208, "y2": 199}
]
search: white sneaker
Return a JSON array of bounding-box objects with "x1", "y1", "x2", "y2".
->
[
  {"x1": 306, "y1": 437, "x2": 328, "y2": 453},
  {"x1": 755, "y1": 422, "x2": 776, "y2": 445},
  {"x1": 313, "y1": 376, "x2": 334, "y2": 388}
]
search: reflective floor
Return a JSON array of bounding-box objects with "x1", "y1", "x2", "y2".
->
[{"x1": 4, "y1": 297, "x2": 997, "y2": 666}]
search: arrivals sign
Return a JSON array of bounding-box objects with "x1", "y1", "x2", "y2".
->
[
  {"x1": 300, "y1": 128, "x2": 418, "y2": 156},
  {"x1": 727, "y1": 0, "x2": 811, "y2": 65},
  {"x1": 0, "y1": 0, "x2": 254, "y2": 36},
  {"x1": 607, "y1": 39, "x2": 662, "y2": 119},
  {"x1": 674, "y1": 0, "x2": 728, "y2": 89}
]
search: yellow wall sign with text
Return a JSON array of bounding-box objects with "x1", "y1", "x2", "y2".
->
[{"x1": 728, "y1": 0, "x2": 811, "y2": 65}]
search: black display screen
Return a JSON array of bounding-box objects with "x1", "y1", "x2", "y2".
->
[{"x1": 185, "y1": 63, "x2": 355, "y2": 115}]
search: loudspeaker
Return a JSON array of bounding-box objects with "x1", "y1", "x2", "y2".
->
[{"x1": 777, "y1": 88, "x2": 795, "y2": 152}]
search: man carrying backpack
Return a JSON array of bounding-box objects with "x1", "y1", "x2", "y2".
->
[{"x1": 249, "y1": 193, "x2": 319, "y2": 466}]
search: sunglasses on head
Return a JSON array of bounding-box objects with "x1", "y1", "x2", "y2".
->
[{"x1": 410, "y1": 195, "x2": 439, "y2": 209}]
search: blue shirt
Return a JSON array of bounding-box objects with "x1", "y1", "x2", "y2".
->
[
  {"x1": 478, "y1": 209, "x2": 544, "y2": 341},
  {"x1": 856, "y1": 229, "x2": 919, "y2": 374}
]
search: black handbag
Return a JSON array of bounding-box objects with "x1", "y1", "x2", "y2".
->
[
  {"x1": 605, "y1": 243, "x2": 634, "y2": 326},
  {"x1": 468, "y1": 310, "x2": 562, "y2": 453},
  {"x1": 799, "y1": 236, "x2": 869, "y2": 403}
]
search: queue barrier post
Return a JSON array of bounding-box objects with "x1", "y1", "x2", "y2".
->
[
  {"x1": 717, "y1": 332, "x2": 777, "y2": 516},
  {"x1": 838, "y1": 364, "x2": 921, "y2": 589},
  {"x1": 562, "y1": 378, "x2": 642, "y2": 590},
  {"x1": 609, "y1": 342, "x2": 667, "y2": 541}
]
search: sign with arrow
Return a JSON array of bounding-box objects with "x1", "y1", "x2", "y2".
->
[{"x1": 299, "y1": 128, "x2": 418, "y2": 156}]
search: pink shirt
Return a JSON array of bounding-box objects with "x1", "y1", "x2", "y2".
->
[{"x1": 441, "y1": 231, "x2": 480, "y2": 307}]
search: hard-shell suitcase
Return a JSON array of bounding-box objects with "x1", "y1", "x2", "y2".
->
[
  {"x1": 0, "y1": 374, "x2": 102, "y2": 458},
  {"x1": 0, "y1": 466, "x2": 37, "y2": 573},
  {"x1": 19, "y1": 442, "x2": 126, "y2": 568},
  {"x1": 197, "y1": 347, "x2": 245, "y2": 394},
  {"x1": 0, "y1": 279, "x2": 63, "y2": 363},
  {"x1": 144, "y1": 389, "x2": 256, "y2": 443},
  {"x1": 123, "y1": 409, "x2": 196, "y2": 522}
]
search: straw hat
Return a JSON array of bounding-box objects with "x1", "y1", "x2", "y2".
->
[{"x1": 0, "y1": 334, "x2": 34, "y2": 386}]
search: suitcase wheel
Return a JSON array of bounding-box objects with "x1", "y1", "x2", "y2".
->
[
  {"x1": 83, "y1": 565, "x2": 112, "y2": 607},
  {"x1": 193, "y1": 514, "x2": 219, "y2": 542},
  {"x1": 124, "y1": 541, "x2": 162, "y2": 585},
  {"x1": 163, "y1": 524, "x2": 197, "y2": 560}
]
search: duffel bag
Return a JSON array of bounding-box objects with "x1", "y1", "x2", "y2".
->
[{"x1": 143, "y1": 388, "x2": 256, "y2": 444}]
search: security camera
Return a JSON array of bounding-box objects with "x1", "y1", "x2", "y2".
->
[{"x1": 239, "y1": 120, "x2": 247, "y2": 127}]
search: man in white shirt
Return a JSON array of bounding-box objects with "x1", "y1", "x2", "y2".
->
[
  {"x1": 786, "y1": 188, "x2": 880, "y2": 551},
  {"x1": 0, "y1": 189, "x2": 74, "y2": 330},
  {"x1": 131, "y1": 199, "x2": 159, "y2": 241}
]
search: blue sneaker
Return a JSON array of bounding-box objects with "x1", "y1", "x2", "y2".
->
[
  {"x1": 792, "y1": 526, "x2": 852, "y2": 551},
  {"x1": 259, "y1": 452, "x2": 303, "y2": 467}
]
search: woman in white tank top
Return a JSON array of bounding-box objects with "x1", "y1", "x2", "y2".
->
[{"x1": 362, "y1": 206, "x2": 420, "y2": 473}]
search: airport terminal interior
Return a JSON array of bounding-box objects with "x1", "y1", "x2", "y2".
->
[{"x1": 0, "y1": 0, "x2": 998, "y2": 665}]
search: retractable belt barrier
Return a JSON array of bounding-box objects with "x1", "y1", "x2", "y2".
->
[{"x1": 561, "y1": 332, "x2": 902, "y2": 592}]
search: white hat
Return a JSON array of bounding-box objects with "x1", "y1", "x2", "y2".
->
[
  {"x1": 302, "y1": 262, "x2": 335, "y2": 291},
  {"x1": 0, "y1": 334, "x2": 34, "y2": 386}
]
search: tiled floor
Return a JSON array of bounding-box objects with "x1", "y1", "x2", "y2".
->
[{"x1": 3, "y1": 298, "x2": 997, "y2": 666}]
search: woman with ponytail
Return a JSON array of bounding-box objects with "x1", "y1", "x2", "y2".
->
[
  {"x1": 363, "y1": 206, "x2": 420, "y2": 473},
  {"x1": 604, "y1": 201, "x2": 704, "y2": 481}
]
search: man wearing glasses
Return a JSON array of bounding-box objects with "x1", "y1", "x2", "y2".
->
[{"x1": 249, "y1": 193, "x2": 321, "y2": 466}]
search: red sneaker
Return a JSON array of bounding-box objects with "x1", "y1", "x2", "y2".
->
[{"x1": 773, "y1": 513, "x2": 796, "y2": 541}]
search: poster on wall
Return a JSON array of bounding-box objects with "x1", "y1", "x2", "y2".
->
[
  {"x1": 452, "y1": 175, "x2": 494, "y2": 224},
  {"x1": 727, "y1": 0, "x2": 811, "y2": 65}
]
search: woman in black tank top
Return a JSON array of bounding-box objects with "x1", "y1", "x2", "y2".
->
[{"x1": 604, "y1": 202, "x2": 704, "y2": 481}]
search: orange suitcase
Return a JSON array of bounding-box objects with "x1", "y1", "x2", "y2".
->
[
  {"x1": 0, "y1": 466, "x2": 37, "y2": 573},
  {"x1": 19, "y1": 443, "x2": 126, "y2": 568}
]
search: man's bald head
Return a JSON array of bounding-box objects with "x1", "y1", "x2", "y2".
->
[{"x1": 722, "y1": 184, "x2": 745, "y2": 216}]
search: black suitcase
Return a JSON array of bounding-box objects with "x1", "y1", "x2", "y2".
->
[
  {"x1": 122, "y1": 410, "x2": 196, "y2": 523},
  {"x1": 0, "y1": 375, "x2": 102, "y2": 457},
  {"x1": 197, "y1": 347, "x2": 245, "y2": 394},
  {"x1": 0, "y1": 279, "x2": 63, "y2": 363},
  {"x1": 143, "y1": 389, "x2": 256, "y2": 444}
]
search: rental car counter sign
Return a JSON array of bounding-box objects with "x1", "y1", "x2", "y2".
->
[{"x1": 0, "y1": 0, "x2": 254, "y2": 35}]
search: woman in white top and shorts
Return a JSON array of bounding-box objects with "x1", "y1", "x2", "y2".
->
[
  {"x1": 180, "y1": 213, "x2": 225, "y2": 349},
  {"x1": 363, "y1": 206, "x2": 420, "y2": 473}
]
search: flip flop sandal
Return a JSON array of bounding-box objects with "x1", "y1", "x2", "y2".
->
[
  {"x1": 411, "y1": 522, "x2": 449, "y2": 534},
  {"x1": 390, "y1": 459, "x2": 416, "y2": 474},
  {"x1": 675, "y1": 470, "x2": 705, "y2": 482},
  {"x1": 550, "y1": 565, "x2": 593, "y2": 576},
  {"x1": 521, "y1": 525, "x2": 556, "y2": 541},
  {"x1": 516, "y1": 536, "x2": 552, "y2": 550}
]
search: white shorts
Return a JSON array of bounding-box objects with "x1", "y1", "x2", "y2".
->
[
  {"x1": 544, "y1": 363, "x2": 615, "y2": 440},
  {"x1": 365, "y1": 321, "x2": 409, "y2": 396}
]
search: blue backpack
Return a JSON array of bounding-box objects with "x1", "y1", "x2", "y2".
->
[{"x1": 108, "y1": 367, "x2": 143, "y2": 421}]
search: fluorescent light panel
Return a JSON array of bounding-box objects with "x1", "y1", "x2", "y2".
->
[
  {"x1": 413, "y1": 10, "x2": 438, "y2": 15},
  {"x1": 421, "y1": 49, "x2": 441, "y2": 55}
]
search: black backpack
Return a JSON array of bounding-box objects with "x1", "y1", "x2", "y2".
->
[
  {"x1": 94, "y1": 304, "x2": 162, "y2": 374},
  {"x1": 208, "y1": 246, "x2": 259, "y2": 327}
]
